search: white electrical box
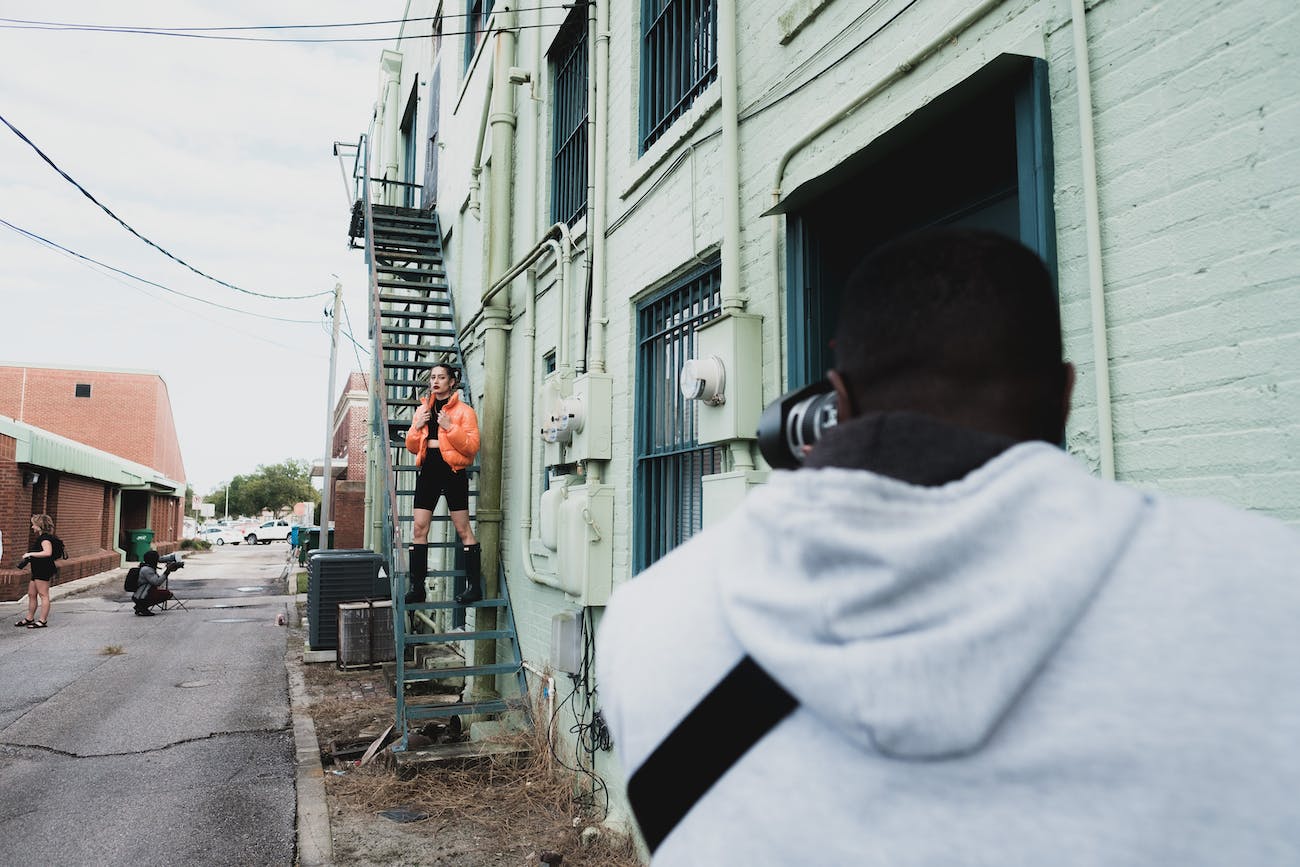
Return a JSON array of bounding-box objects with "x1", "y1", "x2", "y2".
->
[
  {"x1": 696, "y1": 312, "x2": 764, "y2": 444},
  {"x1": 702, "y1": 469, "x2": 770, "y2": 525},
  {"x1": 539, "y1": 371, "x2": 575, "y2": 466},
  {"x1": 538, "y1": 481, "x2": 567, "y2": 551},
  {"x1": 566, "y1": 373, "x2": 613, "y2": 462},
  {"x1": 550, "y1": 609, "x2": 583, "y2": 674},
  {"x1": 554, "y1": 481, "x2": 614, "y2": 606}
]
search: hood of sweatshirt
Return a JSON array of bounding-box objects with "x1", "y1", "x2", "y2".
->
[{"x1": 715, "y1": 441, "x2": 1148, "y2": 760}]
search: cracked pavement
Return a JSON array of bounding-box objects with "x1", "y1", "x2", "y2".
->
[{"x1": 0, "y1": 544, "x2": 299, "y2": 866}]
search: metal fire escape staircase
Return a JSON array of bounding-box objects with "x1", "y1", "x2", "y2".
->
[{"x1": 347, "y1": 137, "x2": 529, "y2": 752}]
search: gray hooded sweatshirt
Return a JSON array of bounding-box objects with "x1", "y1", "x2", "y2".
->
[{"x1": 597, "y1": 440, "x2": 1300, "y2": 865}]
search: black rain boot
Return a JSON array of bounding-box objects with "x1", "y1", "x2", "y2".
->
[
  {"x1": 455, "y1": 544, "x2": 482, "y2": 605},
  {"x1": 405, "y1": 544, "x2": 429, "y2": 605}
]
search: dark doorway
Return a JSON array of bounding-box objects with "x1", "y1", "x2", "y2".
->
[{"x1": 785, "y1": 55, "x2": 1056, "y2": 387}]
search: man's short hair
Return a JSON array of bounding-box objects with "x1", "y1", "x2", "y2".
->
[
  {"x1": 143, "y1": 550, "x2": 160, "y2": 566},
  {"x1": 834, "y1": 228, "x2": 1067, "y2": 442}
]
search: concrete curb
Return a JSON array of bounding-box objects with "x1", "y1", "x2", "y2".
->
[{"x1": 285, "y1": 626, "x2": 334, "y2": 866}]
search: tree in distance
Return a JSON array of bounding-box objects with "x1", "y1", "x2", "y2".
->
[{"x1": 206, "y1": 459, "x2": 319, "y2": 519}]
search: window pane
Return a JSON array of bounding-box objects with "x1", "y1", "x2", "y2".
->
[{"x1": 634, "y1": 262, "x2": 722, "y2": 571}]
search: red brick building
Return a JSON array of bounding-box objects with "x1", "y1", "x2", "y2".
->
[
  {"x1": 0, "y1": 364, "x2": 186, "y2": 600},
  {"x1": 314, "y1": 372, "x2": 369, "y2": 550}
]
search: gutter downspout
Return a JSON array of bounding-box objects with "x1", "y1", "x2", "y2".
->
[
  {"x1": 379, "y1": 50, "x2": 403, "y2": 206},
  {"x1": 586, "y1": 0, "x2": 610, "y2": 377},
  {"x1": 474, "y1": 7, "x2": 519, "y2": 696},
  {"x1": 1070, "y1": 0, "x2": 1116, "y2": 480},
  {"x1": 717, "y1": 0, "x2": 755, "y2": 474},
  {"x1": 469, "y1": 72, "x2": 495, "y2": 219},
  {"x1": 508, "y1": 233, "x2": 572, "y2": 593},
  {"x1": 769, "y1": 0, "x2": 1005, "y2": 390}
]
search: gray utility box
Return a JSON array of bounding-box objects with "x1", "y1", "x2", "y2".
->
[
  {"x1": 337, "y1": 600, "x2": 395, "y2": 670},
  {"x1": 307, "y1": 549, "x2": 388, "y2": 651}
]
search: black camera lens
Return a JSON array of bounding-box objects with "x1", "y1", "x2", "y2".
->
[{"x1": 756, "y1": 379, "x2": 840, "y2": 470}]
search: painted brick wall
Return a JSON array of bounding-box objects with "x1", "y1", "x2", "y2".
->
[
  {"x1": 420, "y1": 0, "x2": 1299, "y2": 823},
  {"x1": 0, "y1": 365, "x2": 187, "y2": 481}
]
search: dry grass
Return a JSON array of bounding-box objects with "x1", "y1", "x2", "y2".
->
[
  {"x1": 101, "y1": 645, "x2": 125, "y2": 656},
  {"x1": 304, "y1": 661, "x2": 642, "y2": 866}
]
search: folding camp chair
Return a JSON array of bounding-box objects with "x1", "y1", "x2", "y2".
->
[{"x1": 158, "y1": 573, "x2": 188, "y2": 611}]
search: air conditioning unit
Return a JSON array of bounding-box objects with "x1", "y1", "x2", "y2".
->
[
  {"x1": 306, "y1": 549, "x2": 388, "y2": 650},
  {"x1": 337, "y1": 600, "x2": 395, "y2": 670}
]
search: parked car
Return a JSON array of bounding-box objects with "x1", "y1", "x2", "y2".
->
[
  {"x1": 199, "y1": 526, "x2": 243, "y2": 546},
  {"x1": 245, "y1": 519, "x2": 294, "y2": 545}
]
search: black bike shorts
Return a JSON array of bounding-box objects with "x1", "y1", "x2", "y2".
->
[{"x1": 414, "y1": 446, "x2": 470, "y2": 512}]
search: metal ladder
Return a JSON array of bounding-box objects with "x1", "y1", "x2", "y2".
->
[{"x1": 350, "y1": 137, "x2": 529, "y2": 751}]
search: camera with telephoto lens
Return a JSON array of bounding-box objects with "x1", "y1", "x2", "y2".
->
[
  {"x1": 756, "y1": 379, "x2": 840, "y2": 470},
  {"x1": 159, "y1": 552, "x2": 185, "y2": 571}
]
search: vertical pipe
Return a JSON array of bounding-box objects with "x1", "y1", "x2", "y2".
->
[
  {"x1": 475, "y1": 6, "x2": 520, "y2": 695},
  {"x1": 1070, "y1": 0, "x2": 1116, "y2": 480},
  {"x1": 718, "y1": 0, "x2": 743, "y2": 312},
  {"x1": 321, "y1": 281, "x2": 343, "y2": 550},
  {"x1": 588, "y1": 0, "x2": 610, "y2": 376}
]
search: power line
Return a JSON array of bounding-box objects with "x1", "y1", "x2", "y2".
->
[
  {"x1": 0, "y1": 112, "x2": 332, "y2": 302},
  {"x1": 0, "y1": 18, "x2": 585, "y2": 44},
  {"x1": 0, "y1": 4, "x2": 584, "y2": 32},
  {"x1": 0, "y1": 217, "x2": 322, "y2": 324}
]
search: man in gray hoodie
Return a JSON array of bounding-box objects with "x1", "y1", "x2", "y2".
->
[{"x1": 597, "y1": 229, "x2": 1300, "y2": 865}]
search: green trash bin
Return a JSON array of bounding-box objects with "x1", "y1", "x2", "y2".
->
[
  {"x1": 298, "y1": 527, "x2": 336, "y2": 565},
  {"x1": 127, "y1": 529, "x2": 155, "y2": 562}
]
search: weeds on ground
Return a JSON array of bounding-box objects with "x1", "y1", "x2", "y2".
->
[
  {"x1": 321, "y1": 685, "x2": 641, "y2": 866},
  {"x1": 101, "y1": 645, "x2": 125, "y2": 656}
]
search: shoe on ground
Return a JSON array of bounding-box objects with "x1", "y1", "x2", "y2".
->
[{"x1": 135, "y1": 609, "x2": 155, "y2": 617}]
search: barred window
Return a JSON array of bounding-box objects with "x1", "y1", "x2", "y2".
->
[
  {"x1": 634, "y1": 262, "x2": 723, "y2": 571},
  {"x1": 640, "y1": 0, "x2": 718, "y2": 153},
  {"x1": 550, "y1": 13, "x2": 588, "y2": 226}
]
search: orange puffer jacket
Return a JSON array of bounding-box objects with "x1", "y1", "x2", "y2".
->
[{"x1": 405, "y1": 390, "x2": 480, "y2": 471}]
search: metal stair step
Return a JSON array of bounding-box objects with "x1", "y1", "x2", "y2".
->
[
  {"x1": 402, "y1": 629, "x2": 515, "y2": 645},
  {"x1": 372, "y1": 209, "x2": 439, "y2": 226},
  {"x1": 376, "y1": 265, "x2": 446, "y2": 277},
  {"x1": 401, "y1": 598, "x2": 505, "y2": 611},
  {"x1": 372, "y1": 250, "x2": 442, "y2": 262},
  {"x1": 382, "y1": 353, "x2": 458, "y2": 365},
  {"x1": 402, "y1": 662, "x2": 520, "y2": 682},
  {"x1": 377, "y1": 288, "x2": 450, "y2": 299},
  {"x1": 381, "y1": 325, "x2": 457, "y2": 338},
  {"x1": 378, "y1": 311, "x2": 453, "y2": 323},
  {"x1": 403, "y1": 698, "x2": 511, "y2": 721}
]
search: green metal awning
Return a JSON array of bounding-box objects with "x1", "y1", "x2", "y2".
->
[{"x1": 0, "y1": 415, "x2": 184, "y2": 492}]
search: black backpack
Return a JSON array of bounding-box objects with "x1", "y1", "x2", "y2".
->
[{"x1": 124, "y1": 566, "x2": 141, "y2": 593}]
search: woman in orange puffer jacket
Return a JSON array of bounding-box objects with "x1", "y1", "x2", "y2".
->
[{"x1": 404, "y1": 363, "x2": 483, "y2": 604}]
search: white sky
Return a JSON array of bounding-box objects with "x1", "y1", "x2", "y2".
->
[{"x1": 0, "y1": 1, "x2": 403, "y2": 495}]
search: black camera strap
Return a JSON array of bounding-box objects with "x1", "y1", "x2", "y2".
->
[{"x1": 626, "y1": 655, "x2": 798, "y2": 854}]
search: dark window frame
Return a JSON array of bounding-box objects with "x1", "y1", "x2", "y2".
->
[
  {"x1": 633, "y1": 260, "x2": 724, "y2": 572},
  {"x1": 74, "y1": 383, "x2": 91, "y2": 398},
  {"x1": 550, "y1": 12, "x2": 589, "y2": 226},
  {"x1": 465, "y1": 0, "x2": 495, "y2": 74},
  {"x1": 639, "y1": 0, "x2": 719, "y2": 153}
]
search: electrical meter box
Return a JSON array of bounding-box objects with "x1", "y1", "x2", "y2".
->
[
  {"x1": 539, "y1": 371, "x2": 575, "y2": 466},
  {"x1": 567, "y1": 373, "x2": 613, "y2": 462},
  {"x1": 554, "y1": 481, "x2": 614, "y2": 606},
  {"x1": 550, "y1": 609, "x2": 583, "y2": 674},
  {"x1": 696, "y1": 312, "x2": 764, "y2": 444}
]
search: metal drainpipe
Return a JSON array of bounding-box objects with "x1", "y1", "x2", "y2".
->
[
  {"x1": 470, "y1": 72, "x2": 495, "y2": 219},
  {"x1": 1070, "y1": 0, "x2": 1116, "y2": 480},
  {"x1": 474, "y1": 7, "x2": 519, "y2": 697},
  {"x1": 769, "y1": 0, "x2": 1005, "y2": 393},
  {"x1": 379, "y1": 50, "x2": 403, "y2": 206},
  {"x1": 586, "y1": 0, "x2": 609, "y2": 376},
  {"x1": 478, "y1": 223, "x2": 572, "y2": 591},
  {"x1": 717, "y1": 0, "x2": 755, "y2": 474}
]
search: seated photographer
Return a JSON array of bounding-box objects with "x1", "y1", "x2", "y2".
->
[{"x1": 132, "y1": 550, "x2": 177, "y2": 616}]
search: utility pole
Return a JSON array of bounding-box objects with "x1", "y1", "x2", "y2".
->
[{"x1": 320, "y1": 280, "x2": 343, "y2": 551}]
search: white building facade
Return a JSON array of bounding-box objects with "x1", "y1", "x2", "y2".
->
[{"x1": 360, "y1": 0, "x2": 1300, "y2": 832}]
